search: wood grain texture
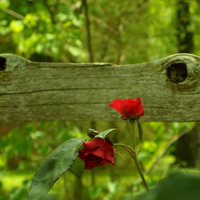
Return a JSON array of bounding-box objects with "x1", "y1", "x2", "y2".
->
[{"x1": 0, "y1": 53, "x2": 200, "y2": 122}]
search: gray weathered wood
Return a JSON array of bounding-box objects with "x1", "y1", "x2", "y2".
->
[{"x1": 0, "y1": 53, "x2": 200, "y2": 122}]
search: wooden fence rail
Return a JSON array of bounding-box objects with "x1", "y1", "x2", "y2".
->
[{"x1": 0, "y1": 53, "x2": 200, "y2": 122}]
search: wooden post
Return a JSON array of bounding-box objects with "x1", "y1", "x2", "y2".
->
[{"x1": 0, "y1": 53, "x2": 200, "y2": 123}]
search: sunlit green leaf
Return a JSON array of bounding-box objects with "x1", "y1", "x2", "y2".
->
[
  {"x1": 10, "y1": 20, "x2": 24, "y2": 32},
  {"x1": 0, "y1": 0, "x2": 10, "y2": 9},
  {"x1": 56, "y1": 13, "x2": 68, "y2": 22},
  {"x1": 25, "y1": 13, "x2": 38, "y2": 27},
  {"x1": 67, "y1": 45, "x2": 86, "y2": 58}
]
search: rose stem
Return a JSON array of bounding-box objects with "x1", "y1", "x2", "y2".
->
[
  {"x1": 114, "y1": 143, "x2": 149, "y2": 191},
  {"x1": 131, "y1": 153, "x2": 149, "y2": 191},
  {"x1": 129, "y1": 120, "x2": 136, "y2": 151}
]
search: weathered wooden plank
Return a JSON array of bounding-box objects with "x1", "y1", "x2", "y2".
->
[{"x1": 0, "y1": 53, "x2": 200, "y2": 122}]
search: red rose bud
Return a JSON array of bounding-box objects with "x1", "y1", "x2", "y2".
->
[
  {"x1": 109, "y1": 98, "x2": 144, "y2": 119},
  {"x1": 78, "y1": 138, "x2": 114, "y2": 170}
]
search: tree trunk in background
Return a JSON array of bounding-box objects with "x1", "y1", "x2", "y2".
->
[
  {"x1": 176, "y1": 0, "x2": 193, "y2": 53},
  {"x1": 174, "y1": 0, "x2": 199, "y2": 167}
]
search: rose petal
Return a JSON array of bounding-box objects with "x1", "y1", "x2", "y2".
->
[
  {"x1": 109, "y1": 99, "x2": 126, "y2": 117},
  {"x1": 83, "y1": 138, "x2": 102, "y2": 150},
  {"x1": 109, "y1": 98, "x2": 144, "y2": 118},
  {"x1": 78, "y1": 138, "x2": 114, "y2": 170},
  {"x1": 120, "y1": 99, "x2": 137, "y2": 117}
]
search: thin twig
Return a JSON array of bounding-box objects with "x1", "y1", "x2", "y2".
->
[
  {"x1": 82, "y1": 0, "x2": 93, "y2": 62},
  {"x1": 43, "y1": 0, "x2": 59, "y2": 24},
  {"x1": 2, "y1": 8, "x2": 25, "y2": 20}
]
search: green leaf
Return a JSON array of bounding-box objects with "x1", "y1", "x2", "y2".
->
[
  {"x1": 137, "y1": 121, "x2": 143, "y2": 142},
  {"x1": 28, "y1": 138, "x2": 85, "y2": 200},
  {"x1": 135, "y1": 172, "x2": 200, "y2": 200},
  {"x1": 69, "y1": 157, "x2": 85, "y2": 178},
  {"x1": 94, "y1": 128, "x2": 117, "y2": 140}
]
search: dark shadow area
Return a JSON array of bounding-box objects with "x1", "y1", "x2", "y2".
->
[
  {"x1": 166, "y1": 63, "x2": 188, "y2": 83},
  {"x1": 0, "y1": 57, "x2": 6, "y2": 70}
]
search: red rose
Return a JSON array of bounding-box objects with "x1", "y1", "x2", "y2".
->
[
  {"x1": 78, "y1": 138, "x2": 114, "y2": 170},
  {"x1": 109, "y1": 98, "x2": 144, "y2": 119}
]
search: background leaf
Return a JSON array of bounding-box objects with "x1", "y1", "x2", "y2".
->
[
  {"x1": 28, "y1": 138, "x2": 85, "y2": 200},
  {"x1": 69, "y1": 157, "x2": 85, "y2": 178},
  {"x1": 135, "y1": 172, "x2": 200, "y2": 200}
]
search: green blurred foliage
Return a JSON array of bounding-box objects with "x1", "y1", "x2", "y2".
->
[
  {"x1": 1, "y1": 121, "x2": 198, "y2": 200},
  {"x1": 0, "y1": 0, "x2": 200, "y2": 200},
  {"x1": 0, "y1": 0, "x2": 199, "y2": 63},
  {"x1": 0, "y1": 0, "x2": 86, "y2": 61}
]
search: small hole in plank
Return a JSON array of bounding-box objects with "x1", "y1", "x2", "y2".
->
[
  {"x1": 0, "y1": 57, "x2": 6, "y2": 71},
  {"x1": 166, "y1": 63, "x2": 188, "y2": 83}
]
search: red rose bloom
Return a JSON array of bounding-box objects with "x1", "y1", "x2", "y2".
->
[
  {"x1": 78, "y1": 138, "x2": 114, "y2": 170},
  {"x1": 109, "y1": 98, "x2": 144, "y2": 119}
]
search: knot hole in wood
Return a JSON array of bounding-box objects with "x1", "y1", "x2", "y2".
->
[
  {"x1": 0, "y1": 57, "x2": 6, "y2": 71},
  {"x1": 166, "y1": 63, "x2": 188, "y2": 83}
]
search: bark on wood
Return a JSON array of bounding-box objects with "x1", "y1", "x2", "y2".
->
[{"x1": 0, "y1": 53, "x2": 200, "y2": 123}]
